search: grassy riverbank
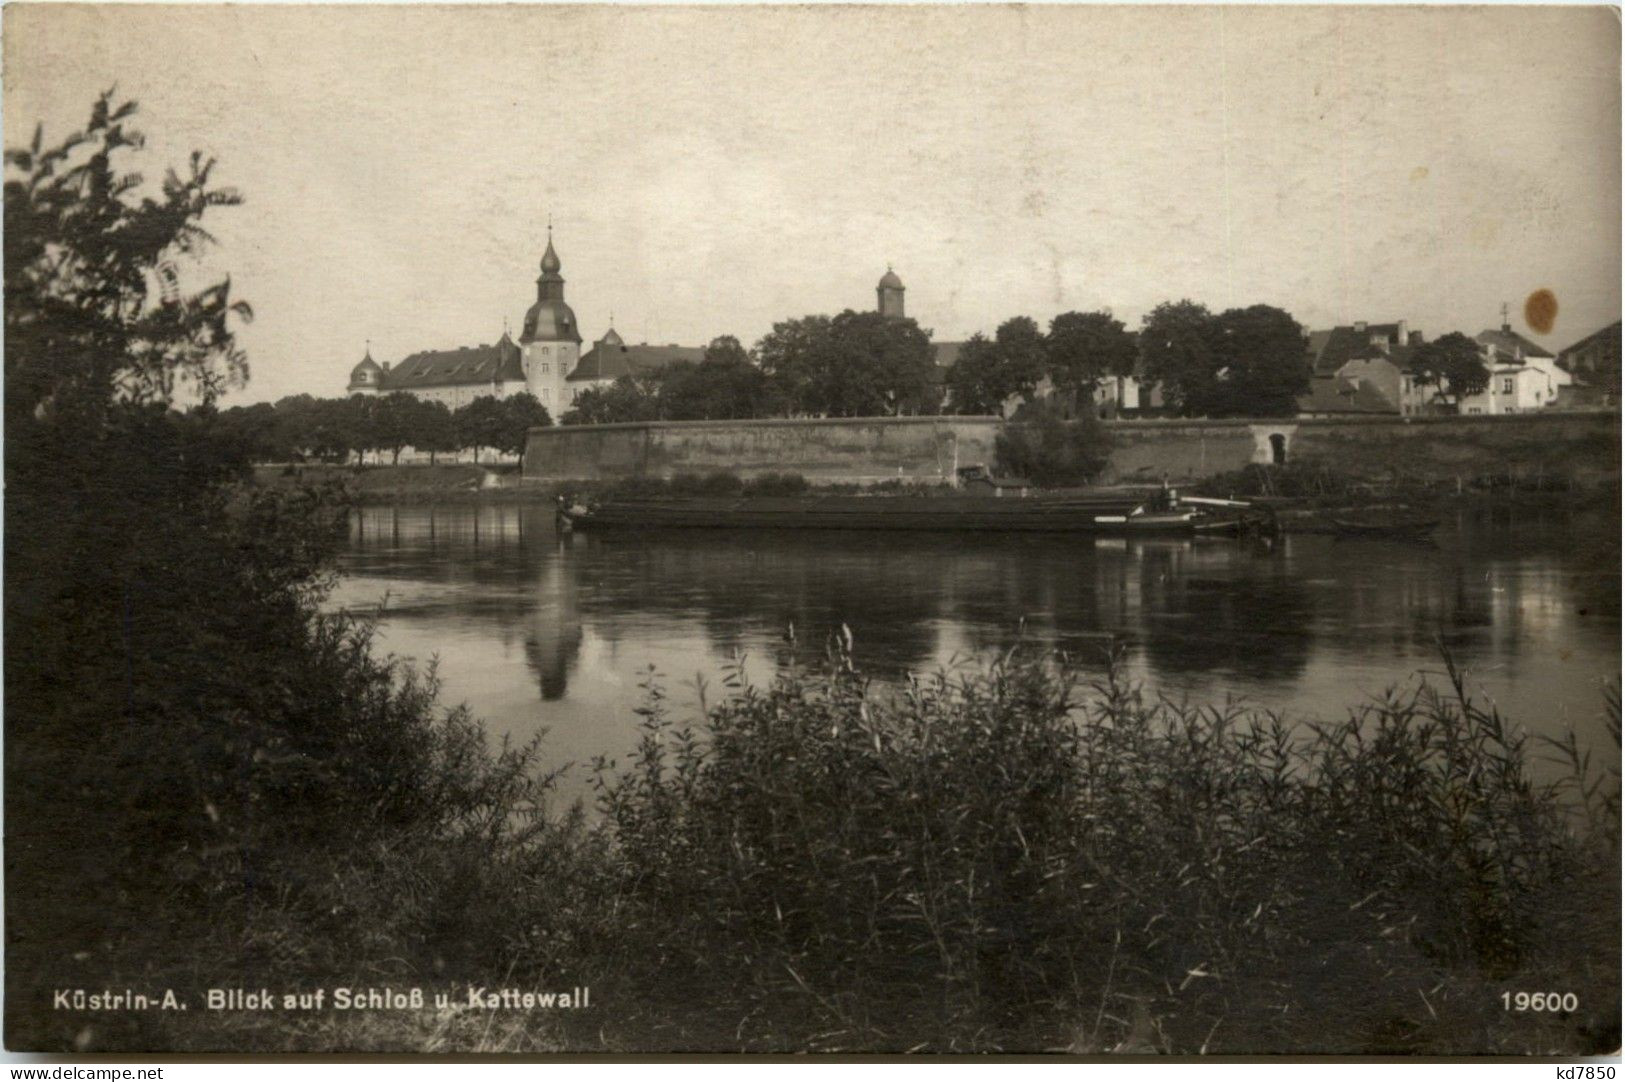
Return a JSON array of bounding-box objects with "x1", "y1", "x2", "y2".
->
[{"x1": 17, "y1": 639, "x2": 1618, "y2": 1055}]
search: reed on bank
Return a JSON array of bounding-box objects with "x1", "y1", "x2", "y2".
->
[{"x1": 576, "y1": 641, "x2": 1618, "y2": 1053}]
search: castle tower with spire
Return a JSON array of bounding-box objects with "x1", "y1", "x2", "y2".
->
[{"x1": 518, "y1": 224, "x2": 582, "y2": 409}]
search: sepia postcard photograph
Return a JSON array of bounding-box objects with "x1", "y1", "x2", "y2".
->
[{"x1": 2, "y1": 0, "x2": 1620, "y2": 1061}]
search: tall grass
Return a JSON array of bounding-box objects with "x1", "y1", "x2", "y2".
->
[{"x1": 584, "y1": 641, "x2": 1619, "y2": 1053}]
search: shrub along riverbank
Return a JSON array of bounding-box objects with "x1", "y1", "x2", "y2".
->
[{"x1": 15, "y1": 624, "x2": 1618, "y2": 1053}]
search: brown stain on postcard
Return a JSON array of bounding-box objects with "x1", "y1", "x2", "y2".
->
[{"x1": 1525, "y1": 289, "x2": 1558, "y2": 334}]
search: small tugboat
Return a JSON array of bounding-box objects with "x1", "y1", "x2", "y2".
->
[{"x1": 556, "y1": 483, "x2": 1271, "y2": 536}]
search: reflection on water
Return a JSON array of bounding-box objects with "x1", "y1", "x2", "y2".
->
[{"x1": 333, "y1": 503, "x2": 1620, "y2": 804}]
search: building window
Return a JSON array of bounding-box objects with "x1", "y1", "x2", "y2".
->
[
  {"x1": 539, "y1": 363, "x2": 549, "y2": 374},
  {"x1": 541, "y1": 347, "x2": 550, "y2": 356},
  {"x1": 1468, "y1": 407, "x2": 1483, "y2": 415},
  {"x1": 1501, "y1": 377, "x2": 1514, "y2": 394},
  {"x1": 541, "y1": 387, "x2": 550, "y2": 400}
]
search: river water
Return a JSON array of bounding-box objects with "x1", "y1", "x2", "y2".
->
[{"x1": 333, "y1": 503, "x2": 1620, "y2": 806}]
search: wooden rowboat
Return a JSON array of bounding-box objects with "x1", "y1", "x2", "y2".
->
[{"x1": 1329, "y1": 515, "x2": 1440, "y2": 539}]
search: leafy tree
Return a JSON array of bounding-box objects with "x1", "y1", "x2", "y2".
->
[
  {"x1": 1409, "y1": 331, "x2": 1490, "y2": 406},
  {"x1": 1139, "y1": 300, "x2": 1221, "y2": 416},
  {"x1": 1045, "y1": 310, "x2": 1139, "y2": 415},
  {"x1": 561, "y1": 376, "x2": 660, "y2": 425},
  {"x1": 4, "y1": 96, "x2": 305, "y2": 1036},
  {"x1": 216, "y1": 401, "x2": 291, "y2": 462},
  {"x1": 702, "y1": 334, "x2": 750, "y2": 368},
  {"x1": 493, "y1": 391, "x2": 552, "y2": 460},
  {"x1": 943, "y1": 317, "x2": 1048, "y2": 415},
  {"x1": 658, "y1": 356, "x2": 771, "y2": 420},
  {"x1": 453, "y1": 394, "x2": 508, "y2": 462},
  {"x1": 829, "y1": 310, "x2": 938, "y2": 416},
  {"x1": 1205, "y1": 304, "x2": 1310, "y2": 417},
  {"x1": 413, "y1": 398, "x2": 458, "y2": 464},
  {"x1": 992, "y1": 316, "x2": 1050, "y2": 403},
  {"x1": 346, "y1": 392, "x2": 386, "y2": 461},
  {"x1": 943, "y1": 333, "x2": 1005, "y2": 415},
  {"x1": 753, "y1": 314, "x2": 837, "y2": 416},
  {"x1": 6, "y1": 92, "x2": 562, "y2": 1056},
  {"x1": 753, "y1": 311, "x2": 935, "y2": 417},
  {"x1": 310, "y1": 395, "x2": 364, "y2": 461},
  {"x1": 657, "y1": 334, "x2": 776, "y2": 420},
  {"x1": 993, "y1": 397, "x2": 1115, "y2": 485},
  {"x1": 374, "y1": 391, "x2": 421, "y2": 464},
  {"x1": 4, "y1": 96, "x2": 253, "y2": 426},
  {"x1": 269, "y1": 393, "x2": 330, "y2": 460}
]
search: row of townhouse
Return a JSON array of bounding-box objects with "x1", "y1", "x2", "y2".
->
[{"x1": 1299, "y1": 317, "x2": 1616, "y2": 418}]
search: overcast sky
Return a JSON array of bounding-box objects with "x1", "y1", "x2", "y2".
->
[{"x1": 5, "y1": 4, "x2": 1620, "y2": 405}]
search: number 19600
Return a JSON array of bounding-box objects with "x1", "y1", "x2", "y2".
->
[{"x1": 1502, "y1": 991, "x2": 1578, "y2": 1012}]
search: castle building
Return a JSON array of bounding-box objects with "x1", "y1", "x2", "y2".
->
[
  {"x1": 345, "y1": 336, "x2": 525, "y2": 408},
  {"x1": 345, "y1": 247, "x2": 970, "y2": 413},
  {"x1": 345, "y1": 230, "x2": 702, "y2": 410}
]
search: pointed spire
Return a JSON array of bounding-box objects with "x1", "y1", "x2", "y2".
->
[{"x1": 540, "y1": 220, "x2": 562, "y2": 275}]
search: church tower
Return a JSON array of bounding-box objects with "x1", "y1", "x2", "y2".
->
[
  {"x1": 877, "y1": 266, "x2": 906, "y2": 320},
  {"x1": 519, "y1": 226, "x2": 582, "y2": 410}
]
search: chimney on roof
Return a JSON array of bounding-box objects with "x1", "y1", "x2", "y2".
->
[
  {"x1": 1501, "y1": 301, "x2": 1511, "y2": 333},
  {"x1": 381, "y1": 362, "x2": 391, "y2": 373},
  {"x1": 1353, "y1": 320, "x2": 1367, "y2": 333},
  {"x1": 1396, "y1": 320, "x2": 1408, "y2": 344}
]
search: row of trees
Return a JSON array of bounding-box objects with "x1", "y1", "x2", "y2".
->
[
  {"x1": 563, "y1": 335, "x2": 773, "y2": 424},
  {"x1": 217, "y1": 389, "x2": 551, "y2": 464},
  {"x1": 564, "y1": 303, "x2": 1322, "y2": 426},
  {"x1": 564, "y1": 304, "x2": 1499, "y2": 425},
  {"x1": 562, "y1": 312, "x2": 940, "y2": 425},
  {"x1": 944, "y1": 310, "x2": 1138, "y2": 416},
  {"x1": 944, "y1": 302, "x2": 1322, "y2": 419}
]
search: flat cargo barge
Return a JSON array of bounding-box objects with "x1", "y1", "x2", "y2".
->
[{"x1": 557, "y1": 488, "x2": 1267, "y2": 535}]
